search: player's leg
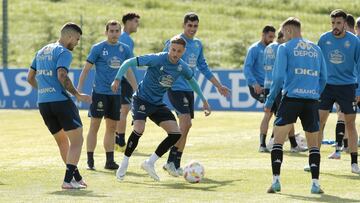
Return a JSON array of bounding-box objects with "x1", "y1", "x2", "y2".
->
[
  {"x1": 53, "y1": 129, "x2": 69, "y2": 164},
  {"x1": 86, "y1": 92, "x2": 105, "y2": 170},
  {"x1": 267, "y1": 97, "x2": 298, "y2": 193},
  {"x1": 142, "y1": 107, "x2": 181, "y2": 181},
  {"x1": 115, "y1": 79, "x2": 133, "y2": 151},
  {"x1": 166, "y1": 90, "x2": 193, "y2": 172},
  {"x1": 116, "y1": 96, "x2": 146, "y2": 180},
  {"x1": 318, "y1": 84, "x2": 336, "y2": 149},
  {"x1": 329, "y1": 105, "x2": 345, "y2": 159},
  {"x1": 104, "y1": 118, "x2": 119, "y2": 170},
  {"x1": 300, "y1": 101, "x2": 323, "y2": 194},
  {"x1": 103, "y1": 95, "x2": 121, "y2": 170},
  {"x1": 318, "y1": 110, "x2": 330, "y2": 148},
  {"x1": 259, "y1": 111, "x2": 273, "y2": 152},
  {"x1": 86, "y1": 117, "x2": 101, "y2": 170},
  {"x1": 56, "y1": 100, "x2": 86, "y2": 189},
  {"x1": 336, "y1": 84, "x2": 359, "y2": 174}
]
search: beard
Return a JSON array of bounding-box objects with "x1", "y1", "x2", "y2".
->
[{"x1": 332, "y1": 28, "x2": 344, "y2": 36}]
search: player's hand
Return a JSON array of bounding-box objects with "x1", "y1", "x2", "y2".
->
[
  {"x1": 76, "y1": 93, "x2": 92, "y2": 104},
  {"x1": 253, "y1": 84, "x2": 263, "y2": 94},
  {"x1": 203, "y1": 101, "x2": 211, "y2": 116},
  {"x1": 264, "y1": 107, "x2": 271, "y2": 113},
  {"x1": 111, "y1": 79, "x2": 120, "y2": 93},
  {"x1": 217, "y1": 85, "x2": 231, "y2": 97}
]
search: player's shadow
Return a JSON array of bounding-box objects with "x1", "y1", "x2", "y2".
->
[
  {"x1": 132, "y1": 151, "x2": 151, "y2": 157},
  {"x1": 86, "y1": 169, "x2": 115, "y2": 176},
  {"x1": 320, "y1": 171, "x2": 360, "y2": 180},
  {"x1": 126, "y1": 177, "x2": 242, "y2": 192},
  {"x1": 125, "y1": 171, "x2": 148, "y2": 178},
  {"x1": 283, "y1": 151, "x2": 308, "y2": 157},
  {"x1": 280, "y1": 193, "x2": 360, "y2": 203},
  {"x1": 49, "y1": 190, "x2": 107, "y2": 197}
]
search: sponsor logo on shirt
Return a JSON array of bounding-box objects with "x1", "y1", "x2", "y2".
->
[
  {"x1": 294, "y1": 41, "x2": 318, "y2": 58},
  {"x1": 293, "y1": 88, "x2": 317, "y2": 95},
  {"x1": 37, "y1": 70, "x2": 53, "y2": 76},
  {"x1": 159, "y1": 75, "x2": 174, "y2": 87},
  {"x1": 328, "y1": 49, "x2": 345, "y2": 64},
  {"x1": 265, "y1": 47, "x2": 275, "y2": 59},
  {"x1": 38, "y1": 87, "x2": 56, "y2": 94},
  {"x1": 264, "y1": 65, "x2": 272, "y2": 71},
  {"x1": 177, "y1": 65, "x2": 183, "y2": 72},
  {"x1": 294, "y1": 68, "x2": 318, "y2": 77},
  {"x1": 188, "y1": 53, "x2": 197, "y2": 68},
  {"x1": 107, "y1": 56, "x2": 122, "y2": 69},
  {"x1": 38, "y1": 46, "x2": 54, "y2": 61}
]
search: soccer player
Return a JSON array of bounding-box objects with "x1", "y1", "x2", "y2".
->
[
  {"x1": 356, "y1": 17, "x2": 360, "y2": 37},
  {"x1": 112, "y1": 36, "x2": 211, "y2": 181},
  {"x1": 162, "y1": 12, "x2": 230, "y2": 176},
  {"x1": 115, "y1": 12, "x2": 141, "y2": 152},
  {"x1": 318, "y1": 9, "x2": 360, "y2": 173},
  {"x1": 244, "y1": 25, "x2": 276, "y2": 152},
  {"x1": 77, "y1": 20, "x2": 137, "y2": 170},
  {"x1": 264, "y1": 31, "x2": 306, "y2": 153},
  {"x1": 265, "y1": 17, "x2": 327, "y2": 194},
  {"x1": 328, "y1": 13, "x2": 357, "y2": 159},
  {"x1": 27, "y1": 22, "x2": 92, "y2": 189}
]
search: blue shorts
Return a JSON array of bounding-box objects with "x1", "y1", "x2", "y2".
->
[
  {"x1": 39, "y1": 100, "x2": 82, "y2": 134},
  {"x1": 167, "y1": 89, "x2": 194, "y2": 119},
  {"x1": 275, "y1": 96, "x2": 319, "y2": 133},
  {"x1": 120, "y1": 77, "x2": 133, "y2": 105},
  {"x1": 89, "y1": 92, "x2": 120, "y2": 120},
  {"x1": 132, "y1": 96, "x2": 176, "y2": 126},
  {"x1": 319, "y1": 84, "x2": 357, "y2": 114},
  {"x1": 248, "y1": 86, "x2": 265, "y2": 103},
  {"x1": 264, "y1": 89, "x2": 282, "y2": 114}
]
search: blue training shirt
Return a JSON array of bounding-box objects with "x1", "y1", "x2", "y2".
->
[
  {"x1": 318, "y1": 31, "x2": 360, "y2": 85},
  {"x1": 265, "y1": 38, "x2": 327, "y2": 108},
  {"x1": 243, "y1": 41, "x2": 266, "y2": 86},
  {"x1": 263, "y1": 42, "x2": 281, "y2": 89},
  {"x1": 163, "y1": 33, "x2": 213, "y2": 91},
  {"x1": 135, "y1": 52, "x2": 194, "y2": 105},
  {"x1": 31, "y1": 42, "x2": 73, "y2": 103},
  {"x1": 87, "y1": 40, "x2": 133, "y2": 95},
  {"x1": 119, "y1": 31, "x2": 139, "y2": 82}
]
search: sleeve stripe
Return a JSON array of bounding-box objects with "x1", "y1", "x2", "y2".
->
[{"x1": 56, "y1": 66, "x2": 69, "y2": 73}]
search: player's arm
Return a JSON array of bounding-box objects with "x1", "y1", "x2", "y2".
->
[
  {"x1": 125, "y1": 68, "x2": 138, "y2": 91},
  {"x1": 354, "y1": 38, "x2": 360, "y2": 99},
  {"x1": 77, "y1": 61, "x2": 93, "y2": 92},
  {"x1": 243, "y1": 48, "x2": 258, "y2": 86},
  {"x1": 197, "y1": 46, "x2": 230, "y2": 97},
  {"x1": 27, "y1": 57, "x2": 37, "y2": 88},
  {"x1": 186, "y1": 77, "x2": 211, "y2": 116},
  {"x1": 264, "y1": 45, "x2": 286, "y2": 112},
  {"x1": 27, "y1": 66, "x2": 37, "y2": 88},
  {"x1": 112, "y1": 57, "x2": 137, "y2": 92},
  {"x1": 57, "y1": 67, "x2": 91, "y2": 103}
]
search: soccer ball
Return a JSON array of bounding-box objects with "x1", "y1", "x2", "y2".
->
[{"x1": 183, "y1": 160, "x2": 205, "y2": 183}]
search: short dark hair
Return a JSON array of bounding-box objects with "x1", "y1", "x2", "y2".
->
[
  {"x1": 357, "y1": 17, "x2": 360, "y2": 28},
  {"x1": 61, "y1": 22, "x2": 82, "y2": 35},
  {"x1": 281, "y1": 17, "x2": 301, "y2": 29},
  {"x1": 106, "y1": 20, "x2": 121, "y2": 31},
  {"x1": 184, "y1": 12, "x2": 199, "y2": 24},
  {"x1": 262, "y1": 25, "x2": 276, "y2": 33},
  {"x1": 346, "y1": 14, "x2": 355, "y2": 29},
  {"x1": 330, "y1": 9, "x2": 347, "y2": 19},
  {"x1": 170, "y1": 35, "x2": 187, "y2": 47},
  {"x1": 122, "y1": 12, "x2": 140, "y2": 24}
]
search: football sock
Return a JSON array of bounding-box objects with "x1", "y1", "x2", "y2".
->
[
  {"x1": 343, "y1": 138, "x2": 348, "y2": 148},
  {"x1": 175, "y1": 151, "x2": 183, "y2": 169},
  {"x1": 260, "y1": 133, "x2": 267, "y2": 147},
  {"x1": 87, "y1": 152, "x2": 94, "y2": 166},
  {"x1": 309, "y1": 147, "x2": 320, "y2": 179},
  {"x1": 106, "y1": 151, "x2": 114, "y2": 163},
  {"x1": 155, "y1": 133, "x2": 181, "y2": 157},
  {"x1": 73, "y1": 166, "x2": 82, "y2": 181},
  {"x1": 64, "y1": 164, "x2": 76, "y2": 183},
  {"x1": 271, "y1": 144, "x2": 283, "y2": 176},
  {"x1": 351, "y1": 152, "x2": 358, "y2": 165},
  {"x1": 289, "y1": 136, "x2": 298, "y2": 148},
  {"x1": 335, "y1": 121, "x2": 345, "y2": 151},
  {"x1": 167, "y1": 146, "x2": 178, "y2": 163},
  {"x1": 124, "y1": 131, "x2": 142, "y2": 157}
]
